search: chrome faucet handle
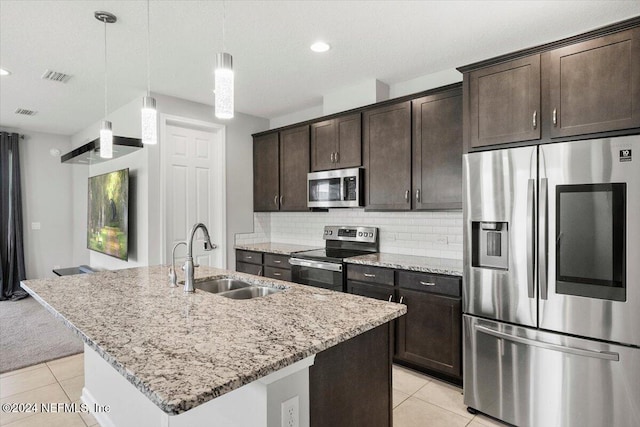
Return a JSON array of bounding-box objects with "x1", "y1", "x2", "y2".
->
[{"x1": 171, "y1": 241, "x2": 187, "y2": 287}]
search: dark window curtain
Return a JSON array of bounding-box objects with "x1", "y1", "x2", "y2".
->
[{"x1": 0, "y1": 132, "x2": 27, "y2": 300}]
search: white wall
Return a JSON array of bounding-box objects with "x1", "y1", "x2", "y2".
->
[
  {"x1": 269, "y1": 104, "x2": 323, "y2": 130},
  {"x1": 389, "y1": 68, "x2": 462, "y2": 98},
  {"x1": 322, "y1": 79, "x2": 389, "y2": 116},
  {"x1": 70, "y1": 93, "x2": 268, "y2": 271},
  {"x1": 16, "y1": 130, "x2": 75, "y2": 279},
  {"x1": 236, "y1": 209, "x2": 463, "y2": 261}
]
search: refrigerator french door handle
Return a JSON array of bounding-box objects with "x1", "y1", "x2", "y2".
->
[
  {"x1": 475, "y1": 325, "x2": 620, "y2": 361},
  {"x1": 526, "y1": 179, "x2": 535, "y2": 298},
  {"x1": 539, "y1": 178, "x2": 549, "y2": 300}
]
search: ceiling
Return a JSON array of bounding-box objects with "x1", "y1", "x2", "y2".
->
[{"x1": 1, "y1": 1, "x2": 639, "y2": 136}]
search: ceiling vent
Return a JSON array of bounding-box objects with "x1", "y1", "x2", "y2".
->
[
  {"x1": 14, "y1": 108, "x2": 37, "y2": 116},
  {"x1": 41, "y1": 69, "x2": 72, "y2": 83}
]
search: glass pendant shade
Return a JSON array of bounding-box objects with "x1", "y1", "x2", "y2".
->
[
  {"x1": 141, "y1": 96, "x2": 158, "y2": 145},
  {"x1": 100, "y1": 120, "x2": 113, "y2": 159},
  {"x1": 214, "y1": 52, "x2": 234, "y2": 119}
]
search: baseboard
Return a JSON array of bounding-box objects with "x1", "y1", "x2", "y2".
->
[{"x1": 81, "y1": 387, "x2": 115, "y2": 427}]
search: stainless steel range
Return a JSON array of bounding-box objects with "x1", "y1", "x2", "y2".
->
[
  {"x1": 289, "y1": 226, "x2": 378, "y2": 292},
  {"x1": 463, "y1": 136, "x2": 640, "y2": 427}
]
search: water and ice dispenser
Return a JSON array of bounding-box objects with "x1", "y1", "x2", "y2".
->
[{"x1": 471, "y1": 221, "x2": 509, "y2": 270}]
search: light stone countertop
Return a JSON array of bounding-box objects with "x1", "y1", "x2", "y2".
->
[
  {"x1": 345, "y1": 253, "x2": 463, "y2": 277},
  {"x1": 20, "y1": 266, "x2": 405, "y2": 415},
  {"x1": 234, "y1": 242, "x2": 321, "y2": 255}
]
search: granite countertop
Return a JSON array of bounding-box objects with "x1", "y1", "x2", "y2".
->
[
  {"x1": 234, "y1": 242, "x2": 321, "y2": 255},
  {"x1": 345, "y1": 253, "x2": 463, "y2": 277},
  {"x1": 21, "y1": 266, "x2": 405, "y2": 415}
]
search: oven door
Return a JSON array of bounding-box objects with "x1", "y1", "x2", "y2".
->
[
  {"x1": 289, "y1": 258, "x2": 344, "y2": 292},
  {"x1": 539, "y1": 136, "x2": 640, "y2": 347}
]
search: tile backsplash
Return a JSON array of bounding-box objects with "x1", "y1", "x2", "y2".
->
[{"x1": 235, "y1": 209, "x2": 463, "y2": 260}]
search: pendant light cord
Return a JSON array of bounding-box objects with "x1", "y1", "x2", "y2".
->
[
  {"x1": 103, "y1": 19, "x2": 108, "y2": 119},
  {"x1": 146, "y1": 0, "x2": 151, "y2": 96},
  {"x1": 222, "y1": 0, "x2": 226, "y2": 52}
]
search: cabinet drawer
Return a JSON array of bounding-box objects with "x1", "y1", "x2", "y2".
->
[
  {"x1": 264, "y1": 253, "x2": 290, "y2": 269},
  {"x1": 236, "y1": 250, "x2": 263, "y2": 265},
  {"x1": 347, "y1": 265, "x2": 394, "y2": 286},
  {"x1": 397, "y1": 271, "x2": 461, "y2": 297},
  {"x1": 347, "y1": 280, "x2": 395, "y2": 302},
  {"x1": 236, "y1": 261, "x2": 263, "y2": 276},
  {"x1": 264, "y1": 266, "x2": 291, "y2": 281}
]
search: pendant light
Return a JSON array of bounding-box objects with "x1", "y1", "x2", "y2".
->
[
  {"x1": 95, "y1": 11, "x2": 117, "y2": 159},
  {"x1": 214, "y1": 0, "x2": 233, "y2": 119},
  {"x1": 141, "y1": 0, "x2": 157, "y2": 145}
]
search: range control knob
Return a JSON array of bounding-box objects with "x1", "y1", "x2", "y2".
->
[{"x1": 358, "y1": 232, "x2": 363, "y2": 237}]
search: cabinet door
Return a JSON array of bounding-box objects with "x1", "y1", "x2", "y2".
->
[
  {"x1": 253, "y1": 133, "x2": 280, "y2": 211},
  {"x1": 236, "y1": 261, "x2": 263, "y2": 276},
  {"x1": 347, "y1": 280, "x2": 395, "y2": 302},
  {"x1": 310, "y1": 119, "x2": 336, "y2": 172},
  {"x1": 335, "y1": 113, "x2": 362, "y2": 169},
  {"x1": 413, "y1": 91, "x2": 463, "y2": 210},
  {"x1": 549, "y1": 27, "x2": 640, "y2": 138},
  {"x1": 469, "y1": 55, "x2": 541, "y2": 147},
  {"x1": 396, "y1": 289, "x2": 461, "y2": 378},
  {"x1": 279, "y1": 125, "x2": 310, "y2": 211},
  {"x1": 363, "y1": 101, "x2": 412, "y2": 210}
]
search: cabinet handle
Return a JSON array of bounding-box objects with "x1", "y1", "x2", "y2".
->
[
  {"x1": 399, "y1": 296, "x2": 404, "y2": 304},
  {"x1": 280, "y1": 195, "x2": 284, "y2": 206},
  {"x1": 246, "y1": 256, "x2": 252, "y2": 259},
  {"x1": 552, "y1": 109, "x2": 557, "y2": 126},
  {"x1": 274, "y1": 195, "x2": 279, "y2": 207},
  {"x1": 273, "y1": 272, "x2": 281, "y2": 276},
  {"x1": 388, "y1": 295, "x2": 393, "y2": 302},
  {"x1": 405, "y1": 190, "x2": 410, "y2": 202},
  {"x1": 273, "y1": 260, "x2": 281, "y2": 264},
  {"x1": 415, "y1": 189, "x2": 421, "y2": 202},
  {"x1": 335, "y1": 152, "x2": 339, "y2": 163},
  {"x1": 330, "y1": 152, "x2": 335, "y2": 163},
  {"x1": 419, "y1": 281, "x2": 436, "y2": 286},
  {"x1": 363, "y1": 273, "x2": 376, "y2": 278},
  {"x1": 532, "y1": 110, "x2": 537, "y2": 129}
]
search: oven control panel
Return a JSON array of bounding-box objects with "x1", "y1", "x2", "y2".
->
[{"x1": 323, "y1": 226, "x2": 378, "y2": 243}]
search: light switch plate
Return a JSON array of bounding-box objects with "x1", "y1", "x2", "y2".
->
[{"x1": 31, "y1": 222, "x2": 41, "y2": 230}]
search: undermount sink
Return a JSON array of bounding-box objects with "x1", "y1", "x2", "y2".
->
[
  {"x1": 194, "y1": 278, "x2": 252, "y2": 294},
  {"x1": 192, "y1": 277, "x2": 282, "y2": 300},
  {"x1": 219, "y1": 286, "x2": 282, "y2": 300}
]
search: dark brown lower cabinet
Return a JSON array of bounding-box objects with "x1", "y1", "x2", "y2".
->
[
  {"x1": 235, "y1": 249, "x2": 292, "y2": 278},
  {"x1": 310, "y1": 323, "x2": 392, "y2": 427},
  {"x1": 396, "y1": 289, "x2": 461, "y2": 379},
  {"x1": 347, "y1": 280, "x2": 394, "y2": 302},
  {"x1": 235, "y1": 261, "x2": 262, "y2": 275}
]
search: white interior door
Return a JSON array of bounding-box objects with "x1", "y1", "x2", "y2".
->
[{"x1": 164, "y1": 120, "x2": 225, "y2": 269}]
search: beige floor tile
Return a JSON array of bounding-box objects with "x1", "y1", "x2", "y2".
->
[
  {"x1": 413, "y1": 379, "x2": 472, "y2": 419},
  {"x1": 59, "y1": 376, "x2": 84, "y2": 402},
  {"x1": 3, "y1": 411, "x2": 86, "y2": 427},
  {"x1": 0, "y1": 366, "x2": 57, "y2": 399},
  {"x1": 473, "y1": 413, "x2": 510, "y2": 426},
  {"x1": 393, "y1": 389, "x2": 410, "y2": 409},
  {"x1": 393, "y1": 397, "x2": 469, "y2": 427},
  {"x1": 392, "y1": 365, "x2": 430, "y2": 395},
  {"x1": 0, "y1": 364, "x2": 44, "y2": 380},
  {"x1": 46, "y1": 354, "x2": 84, "y2": 382},
  {"x1": 74, "y1": 400, "x2": 98, "y2": 427},
  {"x1": 0, "y1": 383, "x2": 69, "y2": 425}
]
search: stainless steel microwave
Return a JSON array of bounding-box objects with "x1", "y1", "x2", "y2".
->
[{"x1": 307, "y1": 167, "x2": 364, "y2": 208}]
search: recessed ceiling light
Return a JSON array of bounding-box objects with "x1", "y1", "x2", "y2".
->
[
  {"x1": 310, "y1": 41, "x2": 330, "y2": 53},
  {"x1": 0, "y1": 68, "x2": 11, "y2": 76}
]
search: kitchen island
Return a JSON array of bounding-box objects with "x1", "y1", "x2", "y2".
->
[{"x1": 21, "y1": 266, "x2": 405, "y2": 427}]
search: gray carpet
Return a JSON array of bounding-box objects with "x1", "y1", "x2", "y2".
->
[{"x1": 0, "y1": 296, "x2": 83, "y2": 373}]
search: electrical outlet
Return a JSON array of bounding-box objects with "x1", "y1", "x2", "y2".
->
[
  {"x1": 436, "y1": 236, "x2": 448, "y2": 244},
  {"x1": 281, "y1": 396, "x2": 299, "y2": 427}
]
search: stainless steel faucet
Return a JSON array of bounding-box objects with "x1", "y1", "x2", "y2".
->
[
  {"x1": 169, "y1": 241, "x2": 187, "y2": 287},
  {"x1": 183, "y1": 223, "x2": 216, "y2": 293}
]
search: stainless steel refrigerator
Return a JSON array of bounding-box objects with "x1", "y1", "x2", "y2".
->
[{"x1": 463, "y1": 136, "x2": 640, "y2": 427}]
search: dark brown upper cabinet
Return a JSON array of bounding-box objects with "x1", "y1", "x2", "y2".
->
[
  {"x1": 363, "y1": 101, "x2": 412, "y2": 210},
  {"x1": 412, "y1": 89, "x2": 463, "y2": 210},
  {"x1": 548, "y1": 27, "x2": 640, "y2": 138},
  {"x1": 310, "y1": 113, "x2": 361, "y2": 172},
  {"x1": 468, "y1": 54, "x2": 541, "y2": 148},
  {"x1": 253, "y1": 132, "x2": 280, "y2": 212},
  {"x1": 279, "y1": 125, "x2": 310, "y2": 211}
]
